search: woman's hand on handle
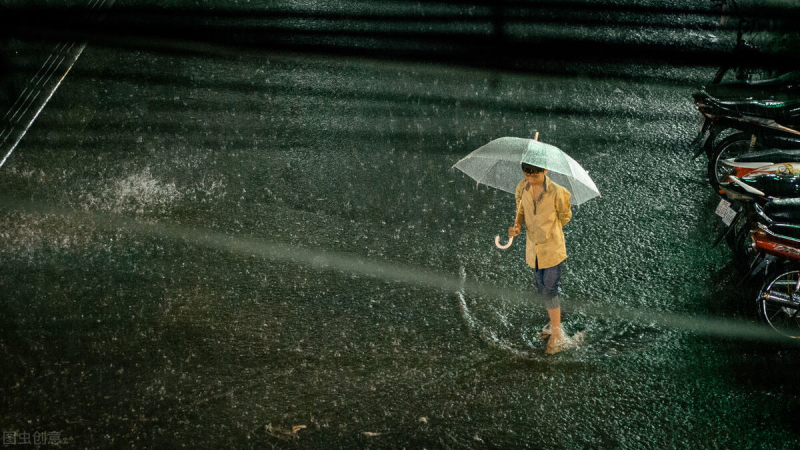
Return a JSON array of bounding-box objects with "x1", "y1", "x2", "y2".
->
[{"x1": 508, "y1": 225, "x2": 520, "y2": 238}]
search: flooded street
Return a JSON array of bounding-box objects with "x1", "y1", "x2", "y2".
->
[{"x1": 2, "y1": 2, "x2": 800, "y2": 448}]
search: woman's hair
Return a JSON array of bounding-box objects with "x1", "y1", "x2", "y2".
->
[{"x1": 521, "y1": 163, "x2": 545, "y2": 174}]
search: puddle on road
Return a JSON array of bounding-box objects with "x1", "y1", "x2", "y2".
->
[{"x1": 457, "y1": 266, "x2": 666, "y2": 361}]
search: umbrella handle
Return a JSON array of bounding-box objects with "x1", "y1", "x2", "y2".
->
[{"x1": 495, "y1": 235, "x2": 514, "y2": 249}]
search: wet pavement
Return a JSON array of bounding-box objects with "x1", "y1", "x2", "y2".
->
[{"x1": 3, "y1": 2, "x2": 800, "y2": 449}]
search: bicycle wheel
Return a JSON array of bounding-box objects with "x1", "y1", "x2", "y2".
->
[
  {"x1": 708, "y1": 132, "x2": 761, "y2": 193},
  {"x1": 757, "y1": 267, "x2": 800, "y2": 339}
]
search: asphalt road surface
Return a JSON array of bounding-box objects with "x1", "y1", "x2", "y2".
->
[{"x1": 2, "y1": 2, "x2": 800, "y2": 448}]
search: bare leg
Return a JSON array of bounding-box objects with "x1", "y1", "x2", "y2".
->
[
  {"x1": 546, "y1": 307, "x2": 564, "y2": 354},
  {"x1": 536, "y1": 307, "x2": 560, "y2": 340},
  {"x1": 547, "y1": 307, "x2": 561, "y2": 331}
]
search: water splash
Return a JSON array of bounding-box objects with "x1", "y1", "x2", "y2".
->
[{"x1": 457, "y1": 265, "x2": 542, "y2": 360}]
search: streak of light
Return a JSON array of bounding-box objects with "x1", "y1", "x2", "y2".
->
[{"x1": 2, "y1": 194, "x2": 796, "y2": 345}]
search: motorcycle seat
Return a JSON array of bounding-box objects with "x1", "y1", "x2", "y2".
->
[
  {"x1": 764, "y1": 198, "x2": 800, "y2": 222},
  {"x1": 698, "y1": 73, "x2": 800, "y2": 121},
  {"x1": 734, "y1": 149, "x2": 800, "y2": 164},
  {"x1": 742, "y1": 172, "x2": 800, "y2": 198},
  {"x1": 768, "y1": 222, "x2": 800, "y2": 242},
  {"x1": 702, "y1": 94, "x2": 800, "y2": 121}
]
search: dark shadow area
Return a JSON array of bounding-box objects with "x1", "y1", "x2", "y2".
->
[
  {"x1": 0, "y1": 2, "x2": 798, "y2": 74},
  {"x1": 705, "y1": 339, "x2": 800, "y2": 436}
]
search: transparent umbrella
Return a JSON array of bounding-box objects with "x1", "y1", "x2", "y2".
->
[{"x1": 454, "y1": 135, "x2": 600, "y2": 248}]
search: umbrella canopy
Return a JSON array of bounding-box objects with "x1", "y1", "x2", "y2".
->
[{"x1": 453, "y1": 137, "x2": 600, "y2": 205}]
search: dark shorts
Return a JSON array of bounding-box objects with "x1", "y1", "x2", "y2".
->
[{"x1": 534, "y1": 261, "x2": 563, "y2": 310}]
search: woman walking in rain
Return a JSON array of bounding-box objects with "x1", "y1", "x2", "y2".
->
[{"x1": 508, "y1": 162, "x2": 575, "y2": 355}]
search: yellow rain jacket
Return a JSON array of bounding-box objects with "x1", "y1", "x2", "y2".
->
[{"x1": 515, "y1": 176, "x2": 572, "y2": 269}]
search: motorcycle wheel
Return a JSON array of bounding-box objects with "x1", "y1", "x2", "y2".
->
[
  {"x1": 708, "y1": 132, "x2": 762, "y2": 193},
  {"x1": 757, "y1": 266, "x2": 800, "y2": 339}
]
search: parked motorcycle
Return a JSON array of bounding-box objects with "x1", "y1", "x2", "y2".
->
[
  {"x1": 699, "y1": 1, "x2": 800, "y2": 339},
  {"x1": 691, "y1": 1, "x2": 800, "y2": 193},
  {"x1": 693, "y1": 73, "x2": 800, "y2": 192},
  {"x1": 715, "y1": 172, "x2": 800, "y2": 338}
]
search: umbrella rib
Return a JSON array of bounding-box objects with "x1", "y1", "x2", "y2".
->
[{"x1": 471, "y1": 157, "x2": 500, "y2": 187}]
